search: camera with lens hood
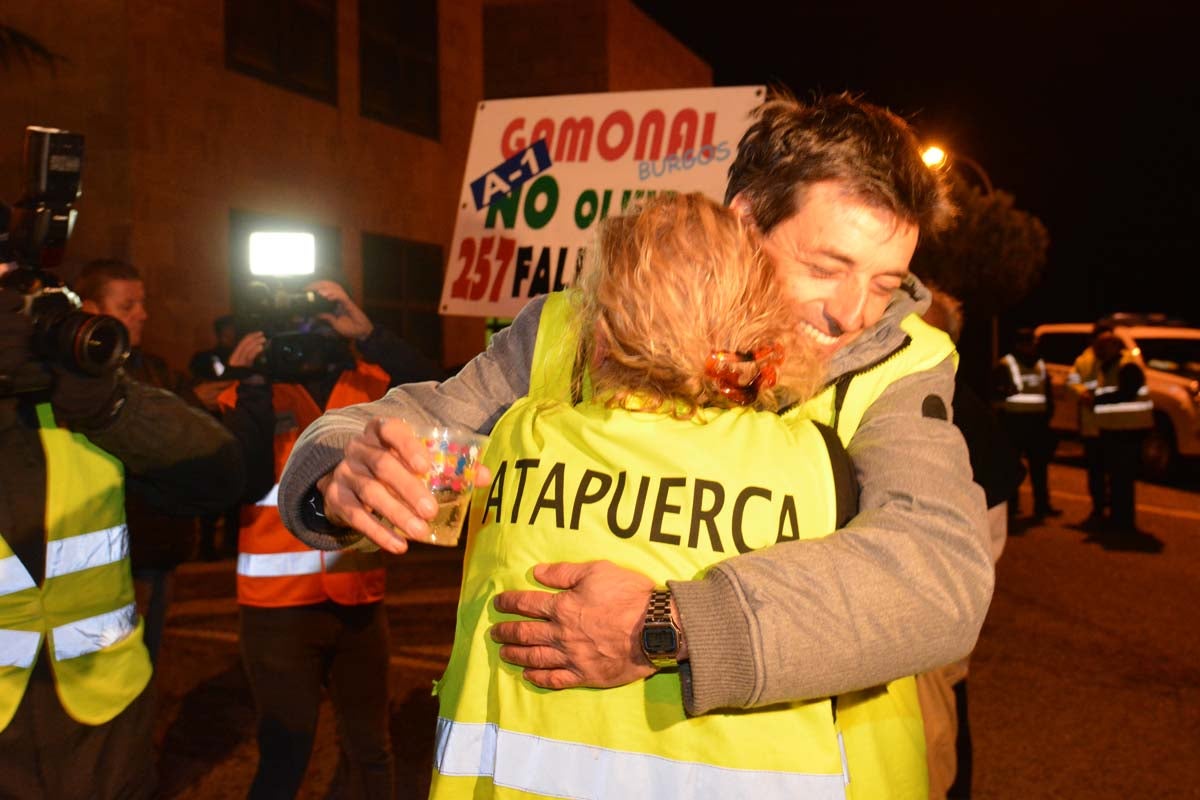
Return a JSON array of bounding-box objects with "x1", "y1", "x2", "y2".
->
[
  {"x1": 235, "y1": 278, "x2": 350, "y2": 383},
  {"x1": 1, "y1": 126, "x2": 130, "y2": 396}
]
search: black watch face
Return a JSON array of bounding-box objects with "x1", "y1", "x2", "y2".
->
[{"x1": 642, "y1": 625, "x2": 679, "y2": 654}]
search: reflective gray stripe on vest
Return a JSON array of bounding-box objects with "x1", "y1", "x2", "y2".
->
[
  {"x1": 0, "y1": 629, "x2": 41, "y2": 668},
  {"x1": 237, "y1": 551, "x2": 323, "y2": 577},
  {"x1": 45, "y1": 524, "x2": 129, "y2": 579},
  {"x1": 1003, "y1": 356, "x2": 1047, "y2": 413},
  {"x1": 237, "y1": 549, "x2": 383, "y2": 577},
  {"x1": 1094, "y1": 386, "x2": 1154, "y2": 430},
  {"x1": 0, "y1": 554, "x2": 37, "y2": 597},
  {"x1": 52, "y1": 602, "x2": 138, "y2": 661},
  {"x1": 1004, "y1": 393, "x2": 1048, "y2": 413},
  {"x1": 255, "y1": 484, "x2": 280, "y2": 507},
  {"x1": 434, "y1": 718, "x2": 847, "y2": 800}
]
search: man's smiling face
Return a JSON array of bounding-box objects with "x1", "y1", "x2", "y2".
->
[{"x1": 739, "y1": 180, "x2": 919, "y2": 359}]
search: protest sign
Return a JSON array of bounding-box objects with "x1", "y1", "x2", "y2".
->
[{"x1": 441, "y1": 86, "x2": 765, "y2": 318}]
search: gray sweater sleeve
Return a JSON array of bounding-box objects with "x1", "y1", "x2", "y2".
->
[
  {"x1": 671, "y1": 354, "x2": 993, "y2": 714},
  {"x1": 277, "y1": 295, "x2": 546, "y2": 549}
]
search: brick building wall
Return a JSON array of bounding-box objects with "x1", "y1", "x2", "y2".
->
[{"x1": 1, "y1": 1, "x2": 709, "y2": 372}]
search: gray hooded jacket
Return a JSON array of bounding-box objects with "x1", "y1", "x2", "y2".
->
[{"x1": 278, "y1": 274, "x2": 992, "y2": 715}]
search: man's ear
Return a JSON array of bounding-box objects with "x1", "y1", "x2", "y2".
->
[
  {"x1": 80, "y1": 299, "x2": 100, "y2": 314},
  {"x1": 729, "y1": 193, "x2": 756, "y2": 229}
]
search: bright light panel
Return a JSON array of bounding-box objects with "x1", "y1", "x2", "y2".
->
[{"x1": 249, "y1": 232, "x2": 316, "y2": 277}]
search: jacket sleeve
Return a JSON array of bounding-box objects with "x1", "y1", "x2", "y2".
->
[
  {"x1": 219, "y1": 378, "x2": 278, "y2": 504},
  {"x1": 276, "y1": 294, "x2": 546, "y2": 549},
  {"x1": 81, "y1": 376, "x2": 246, "y2": 516},
  {"x1": 670, "y1": 354, "x2": 993, "y2": 714}
]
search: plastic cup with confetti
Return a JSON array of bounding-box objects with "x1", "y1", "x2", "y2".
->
[{"x1": 411, "y1": 425, "x2": 488, "y2": 546}]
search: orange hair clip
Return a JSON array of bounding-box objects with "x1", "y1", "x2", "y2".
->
[{"x1": 704, "y1": 345, "x2": 783, "y2": 405}]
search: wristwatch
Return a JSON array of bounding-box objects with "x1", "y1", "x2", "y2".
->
[{"x1": 640, "y1": 588, "x2": 683, "y2": 669}]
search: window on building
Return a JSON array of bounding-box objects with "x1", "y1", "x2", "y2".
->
[
  {"x1": 361, "y1": 232, "x2": 443, "y2": 362},
  {"x1": 359, "y1": 0, "x2": 439, "y2": 139},
  {"x1": 225, "y1": 0, "x2": 338, "y2": 105}
]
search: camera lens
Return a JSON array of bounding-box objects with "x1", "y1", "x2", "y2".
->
[
  {"x1": 43, "y1": 311, "x2": 129, "y2": 375},
  {"x1": 72, "y1": 313, "x2": 130, "y2": 374}
]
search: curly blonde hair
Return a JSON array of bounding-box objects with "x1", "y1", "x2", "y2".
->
[{"x1": 571, "y1": 192, "x2": 822, "y2": 417}]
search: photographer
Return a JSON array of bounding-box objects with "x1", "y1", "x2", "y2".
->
[
  {"x1": 0, "y1": 280, "x2": 244, "y2": 799},
  {"x1": 77, "y1": 257, "x2": 199, "y2": 664},
  {"x1": 217, "y1": 279, "x2": 442, "y2": 799}
]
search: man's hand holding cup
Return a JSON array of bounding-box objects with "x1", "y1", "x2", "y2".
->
[{"x1": 318, "y1": 418, "x2": 490, "y2": 553}]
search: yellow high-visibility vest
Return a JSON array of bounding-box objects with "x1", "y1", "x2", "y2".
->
[
  {"x1": 433, "y1": 293, "x2": 853, "y2": 799},
  {"x1": 792, "y1": 312, "x2": 956, "y2": 800},
  {"x1": 1000, "y1": 354, "x2": 1050, "y2": 414},
  {"x1": 0, "y1": 404, "x2": 151, "y2": 730}
]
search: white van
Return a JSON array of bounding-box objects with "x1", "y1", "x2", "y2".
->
[{"x1": 1033, "y1": 320, "x2": 1200, "y2": 480}]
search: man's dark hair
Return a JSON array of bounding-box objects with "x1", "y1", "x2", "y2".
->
[
  {"x1": 75, "y1": 258, "x2": 141, "y2": 303},
  {"x1": 725, "y1": 91, "x2": 956, "y2": 238},
  {"x1": 1091, "y1": 320, "x2": 1116, "y2": 339},
  {"x1": 214, "y1": 314, "x2": 236, "y2": 336}
]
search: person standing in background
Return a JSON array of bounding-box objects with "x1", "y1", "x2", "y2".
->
[
  {"x1": 0, "y1": 282, "x2": 243, "y2": 799},
  {"x1": 919, "y1": 287, "x2": 1024, "y2": 799},
  {"x1": 77, "y1": 258, "x2": 196, "y2": 663},
  {"x1": 220, "y1": 279, "x2": 444, "y2": 799},
  {"x1": 190, "y1": 314, "x2": 244, "y2": 561},
  {"x1": 189, "y1": 314, "x2": 239, "y2": 381},
  {"x1": 1077, "y1": 328, "x2": 1153, "y2": 537},
  {"x1": 995, "y1": 327, "x2": 1059, "y2": 521}
]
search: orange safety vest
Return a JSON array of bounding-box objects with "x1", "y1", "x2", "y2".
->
[{"x1": 218, "y1": 361, "x2": 390, "y2": 607}]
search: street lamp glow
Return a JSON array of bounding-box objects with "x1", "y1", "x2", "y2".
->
[{"x1": 922, "y1": 145, "x2": 948, "y2": 169}]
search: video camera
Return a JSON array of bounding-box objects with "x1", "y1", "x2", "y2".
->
[
  {"x1": 0, "y1": 127, "x2": 129, "y2": 396},
  {"x1": 232, "y1": 232, "x2": 350, "y2": 382}
]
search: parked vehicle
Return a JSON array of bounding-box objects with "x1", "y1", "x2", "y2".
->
[{"x1": 1034, "y1": 320, "x2": 1200, "y2": 480}]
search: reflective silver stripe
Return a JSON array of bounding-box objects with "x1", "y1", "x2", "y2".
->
[
  {"x1": 434, "y1": 718, "x2": 847, "y2": 800},
  {"x1": 44, "y1": 525, "x2": 128, "y2": 579},
  {"x1": 1004, "y1": 393, "x2": 1048, "y2": 413},
  {"x1": 1094, "y1": 400, "x2": 1154, "y2": 414},
  {"x1": 52, "y1": 602, "x2": 138, "y2": 661},
  {"x1": 0, "y1": 629, "x2": 41, "y2": 668},
  {"x1": 237, "y1": 549, "x2": 382, "y2": 577},
  {"x1": 237, "y1": 551, "x2": 323, "y2": 577},
  {"x1": 1003, "y1": 355, "x2": 1022, "y2": 390},
  {"x1": 1094, "y1": 386, "x2": 1153, "y2": 429},
  {"x1": 255, "y1": 484, "x2": 280, "y2": 507},
  {"x1": 1003, "y1": 356, "x2": 1047, "y2": 412},
  {"x1": 0, "y1": 554, "x2": 37, "y2": 597},
  {"x1": 1094, "y1": 384, "x2": 1150, "y2": 398}
]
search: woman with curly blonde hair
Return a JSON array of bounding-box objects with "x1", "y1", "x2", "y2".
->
[
  {"x1": 430, "y1": 192, "x2": 858, "y2": 800},
  {"x1": 572, "y1": 191, "x2": 823, "y2": 415}
]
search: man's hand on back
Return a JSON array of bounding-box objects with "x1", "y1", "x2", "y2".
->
[{"x1": 490, "y1": 560, "x2": 658, "y2": 690}]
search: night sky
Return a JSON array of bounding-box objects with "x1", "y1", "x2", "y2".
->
[{"x1": 635, "y1": 2, "x2": 1199, "y2": 327}]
